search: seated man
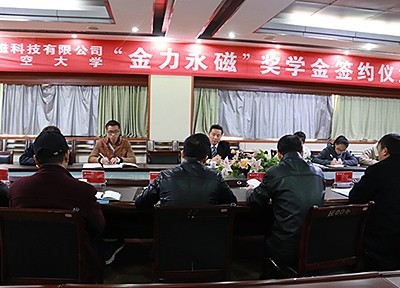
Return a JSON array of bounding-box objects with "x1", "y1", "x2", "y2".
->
[
  {"x1": 349, "y1": 133, "x2": 400, "y2": 270},
  {"x1": 9, "y1": 130, "x2": 106, "y2": 282},
  {"x1": 88, "y1": 120, "x2": 136, "y2": 164},
  {"x1": 19, "y1": 125, "x2": 74, "y2": 165},
  {"x1": 359, "y1": 142, "x2": 379, "y2": 166},
  {"x1": 207, "y1": 124, "x2": 233, "y2": 162},
  {"x1": 246, "y1": 135, "x2": 325, "y2": 277},
  {"x1": 135, "y1": 133, "x2": 237, "y2": 208},
  {"x1": 294, "y1": 131, "x2": 311, "y2": 159}
]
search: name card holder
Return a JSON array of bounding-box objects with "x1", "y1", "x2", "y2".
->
[
  {"x1": 149, "y1": 172, "x2": 160, "y2": 183},
  {"x1": 247, "y1": 172, "x2": 265, "y2": 182},
  {"x1": 335, "y1": 171, "x2": 353, "y2": 183},
  {"x1": 82, "y1": 170, "x2": 105, "y2": 184},
  {"x1": 0, "y1": 169, "x2": 9, "y2": 182}
]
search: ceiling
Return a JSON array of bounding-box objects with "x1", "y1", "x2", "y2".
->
[{"x1": 1, "y1": 0, "x2": 400, "y2": 59}]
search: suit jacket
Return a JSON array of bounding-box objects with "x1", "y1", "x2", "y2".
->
[
  {"x1": 349, "y1": 154, "x2": 400, "y2": 269},
  {"x1": 208, "y1": 140, "x2": 232, "y2": 160}
]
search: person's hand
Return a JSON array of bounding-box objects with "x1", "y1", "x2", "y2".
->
[
  {"x1": 330, "y1": 158, "x2": 341, "y2": 165},
  {"x1": 212, "y1": 155, "x2": 221, "y2": 162},
  {"x1": 100, "y1": 157, "x2": 110, "y2": 164},
  {"x1": 246, "y1": 184, "x2": 254, "y2": 191},
  {"x1": 110, "y1": 157, "x2": 119, "y2": 164}
]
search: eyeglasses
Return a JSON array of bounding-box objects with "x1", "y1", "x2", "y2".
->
[{"x1": 107, "y1": 130, "x2": 120, "y2": 135}]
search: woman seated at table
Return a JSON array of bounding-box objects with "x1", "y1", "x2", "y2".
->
[{"x1": 312, "y1": 135, "x2": 359, "y2": 166}]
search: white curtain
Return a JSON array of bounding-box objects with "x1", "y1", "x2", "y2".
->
[
  {"x1": 331, "y1": 95, "x2": 400, "y2": 141},
  {"x1": 218, "y1": 90, "x2": 333, "y2": 139},
  {"x1": 1, "y1": 84, "x2": 99, "y2": 136}
]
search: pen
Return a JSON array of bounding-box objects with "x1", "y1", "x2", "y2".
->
[{"x1": 99, "y1": 153, "x2": 105, "y2": 158}]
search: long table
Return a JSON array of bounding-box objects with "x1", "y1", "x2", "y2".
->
[
  {"x1": 1, "y1": 163, "x2": 367, "y2": 182},
  {"x1": 1, "y1": 163, "x2": 356, "y2": 238}
]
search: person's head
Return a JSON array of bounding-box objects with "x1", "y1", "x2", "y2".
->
[
  {"x1": 377, "y1": 133, "x2": 400, "y2": 161},
  {"x1": 294, "y1": 131, "x2": 306, "y2": 144},
  {"x1": 333, "y1": 135, "x2": 349, "y2": 155},
  {"x1": 208, "y1": 124, "x2": 224, "y2": 146},
  {"x1": 33, "y1": 131, "x2": 70, "y2": 166},
  {"x1": 42, "y1": 125, "x2": 61, "y2": 133},
  {"x1": 183, "y1": 133, "x2": 210, "y2": 162},
  {"x1": 277, "y1": 134, "x2": 303, "y2": 159},
  {"x1": 105, "y1": 120, "x2": 121, "y2": 144}
]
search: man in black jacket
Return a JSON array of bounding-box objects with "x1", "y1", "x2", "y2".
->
[
  {"x1": 349, "y1": 133, "x2": 400, "y2": 270},
  {"x1": 135, "y1": 133, "x2": 237, "y2": 208},
  {"x1": 247, "y1": 135, "x2": 325, "y2": 276},
  {"x1": 19, "y1": 126, "x2": 74, "y2": 165}
]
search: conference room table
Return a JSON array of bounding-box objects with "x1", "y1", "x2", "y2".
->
[{"x1": 1, "y1": 163, "x2": 363, "y2": 238}]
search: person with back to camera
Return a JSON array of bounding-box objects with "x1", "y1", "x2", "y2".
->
[
  {"x1": 19, "y1": 125, "x2": 74, "y2": 165},
  {"x1": 349, "y1": 133, "x2": 400, "y2": 270},
  {"x1": 312, "y1": 135, "x2": 358, "y2": 166},
  {"x1": 246, "y1": 135, "x2": 325, "y2": 278},
  {"x1": 88, "y1": 120, "x2": 136, "y2": 164},
  {"x1": 135, "y1": 133, "x2": 237, "y2": 208},
  {"x1": 294, "y1": 131, "x2": 311, "y2": 159}
]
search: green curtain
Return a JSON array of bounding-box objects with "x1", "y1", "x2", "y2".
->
[
  {"x1": 192, "y1": 88, "x2": 218, "y2": 134},
  {"x1": 98, "y1": 86, "x2": 148, "y2": 137},
  {"x1": 331, "y1": 94, "x2": 400, "y2": 141}
]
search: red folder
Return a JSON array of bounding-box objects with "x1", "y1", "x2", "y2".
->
[
  {"x1": 0, "y1": 169, "x2": 8, "y2": 181},
  {"x1": 82, "y1": 170, "x2": 105, "y2": 184},
  {"x1": 247, "y1": 172, "x2": 265, "y2": 182},
  {"x1": 335, "y1": 171, "x2": 353, "y2": 183}
]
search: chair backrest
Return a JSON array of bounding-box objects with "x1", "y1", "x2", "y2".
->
[
  {"x1": 0, "y1": 208, "x2": 103, "y2": 284},
  {"x1": 147, "y1": 151, "x2": 180, "y2": 164},
  {"x1": 297, "y1": 202, "x2": 374, "y2": 277},
  {"x1": 74, "y1": 139, "x2": 96, "y2": 163},
  {"x1": 129, "y1": 139, "x2": 148, "y2": 163},
  {"x1": 153, "y1": 205, "x2": 234, "y2": 282},
  {"x1": 0, "y1": 151, "x2": 14, "y2": 164}
]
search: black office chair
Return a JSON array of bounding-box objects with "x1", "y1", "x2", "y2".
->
[
  {"x1": 269, "y1": 202, "x2": 374, "y2": 278},
  {"x1": 0, "y1": 208, "x2": 103, "y2": 284},
  {"x1": 153, "y1": 205, "x2": 234, "y2": 282},
  {"x1": 0, "y1": 151, "x2": 13, "y2": 164}
]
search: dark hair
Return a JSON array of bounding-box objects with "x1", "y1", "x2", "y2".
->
[
  {"x1": 378, "y1": 133, "x2": 400, "y2": 155},
  {"x1": 36, "y1": 153, "x2": 65, "y2": 164},
  {"x1": 334, "y1": 135, "x2": 349, "y2": 148},
  {"x1": 183, "y1": 133, "x2": 210, "y2": 160},
  {"x1": 294, "y1": 131, "x2": 306, "y2": 143},
  {"x1": 209, "y1": 124, "x2": 223, "y2": 134},
  {"x1": 277, "y1": 134, "x2": 302, "y2": 155},
  {"x1": 42, "y1": 126, "x2": 61, "y2": 133},
  {"x1": 105, "y1": 120, "x2": 121, "y2": 129}
]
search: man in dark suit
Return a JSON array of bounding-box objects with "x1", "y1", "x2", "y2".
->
[
  {"x1": 349, "y1": 133, "x2": 400, "y2": 270},
  {"x1": 207, "y1": 124, "x2": 233, "y2": 161}
]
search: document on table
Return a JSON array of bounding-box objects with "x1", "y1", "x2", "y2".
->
[
  {"x1": 331, "y1": 188, "x2": 352, "y2": 197},
  {"x1": 247, "y1": 178, "x2": 261, "y2": 188},
  {"x1": 96, "y1": 190, "x2": 121, "y2": 201},
  {"x1": 82, "y1": 163, "x2": 102, "y2": 169}
]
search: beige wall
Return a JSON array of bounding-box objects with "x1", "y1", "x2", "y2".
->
[{"x1": 149, "y1": 75, "x2": 192, "y2": 141}]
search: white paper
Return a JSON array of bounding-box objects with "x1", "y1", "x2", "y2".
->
[
  {"x1": 331, "y1": 188, "x2": 351, "y2": 197},
  {"x1": 83, "y1": 163, "x2": 102, "y2": 169},
  {"x1": 247, "y1": 178, "x2": 261, "y2": 188},
  {"x1": 96, "y1": 190, "x2": 121, "y2": 201},
  {"x1": 327, "y1": 164, "x2": 345, "y2": 168}
]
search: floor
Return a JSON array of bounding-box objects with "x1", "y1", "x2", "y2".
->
[{"x1": 104, "y1": 237, "x2": 264, "y2": 284}]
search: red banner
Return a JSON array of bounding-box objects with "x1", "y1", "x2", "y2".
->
[{"x1": 1, "y1": 37, "x2": 400, "y2": 88}]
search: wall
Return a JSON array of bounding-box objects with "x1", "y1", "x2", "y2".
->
[{"x1": 149, "y1": 75, "x2": 192, "y2": 141}]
